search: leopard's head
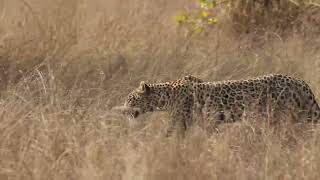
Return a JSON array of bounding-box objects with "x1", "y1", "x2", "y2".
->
[{"x1": 124, "y1": 81, "x2": 158, "y2": 118}]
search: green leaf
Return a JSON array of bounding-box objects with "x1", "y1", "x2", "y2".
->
[
  {"x1": 207, "y1": 17, "x2": 218, "y2": 25},
  {"x1": 207, "y1": 1, "x2": 216, "y2": 9},
  {"x1": 175, "y1": 13, "x2": 188, "y2": 24},
  {"x1": 200, "y1": 10, "x2": 209, "y2": 18},
  {"x1": 193, "y1": 26, "x2": 204, "y2": 34},
  {"x1": 200, "y1": 2, "x2": 207, "y2": 9}
]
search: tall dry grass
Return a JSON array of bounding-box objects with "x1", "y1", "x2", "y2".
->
[{"x1": 0, "y1": 0, "x2": 320, "y2": 179}]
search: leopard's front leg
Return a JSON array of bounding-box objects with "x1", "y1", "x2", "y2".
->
[{"x1": 167, "y1": 101, "x2": 193, "y2": 137}]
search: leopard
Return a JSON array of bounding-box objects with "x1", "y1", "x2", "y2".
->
[{"x1": 123, "y1": 74, "x2": 320, "y2": 134}]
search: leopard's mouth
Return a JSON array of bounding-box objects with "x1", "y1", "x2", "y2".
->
[{"x1": 111, "y1": 105, "x2": 141, "y2": 118}]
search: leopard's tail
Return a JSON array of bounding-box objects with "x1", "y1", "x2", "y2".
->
[{"x1": 311, "y1": 99, "x2": 320, "y2": 122}]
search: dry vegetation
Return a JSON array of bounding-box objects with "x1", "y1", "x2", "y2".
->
[{"x1": 0, "y1": 0, "x2": 320, "y2": 179}]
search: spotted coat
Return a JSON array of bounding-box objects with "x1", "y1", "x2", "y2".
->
[{"x1": 124, "y1": 74, "x2": 320, "y2": 133}]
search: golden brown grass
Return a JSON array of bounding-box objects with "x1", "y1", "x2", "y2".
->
[{"x1": 0, "y1": 0, "x2": 320, "y2": 179}]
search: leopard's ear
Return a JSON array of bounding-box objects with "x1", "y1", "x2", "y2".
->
[{"x1": 137, "y1": 81, "x2": 151, "y2": 95}]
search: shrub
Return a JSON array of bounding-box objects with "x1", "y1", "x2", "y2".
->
[
  {"x1": 176, "y1": 0, "x2": 320, "y2": 36},
  {"x1": 174, "y1": 0, "x2": 221, "y2": 37}
]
